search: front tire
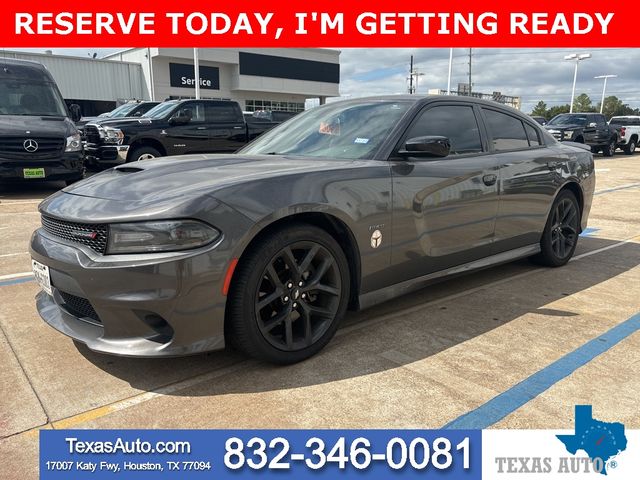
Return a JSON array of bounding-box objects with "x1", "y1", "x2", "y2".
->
[
  {"x1": 624, "y1": 139, "x2": 636, "y2": 155},
  {"x1": 128, "y1": 146, "x2": 161, "y2": 162},
  {"x1": 531, "y1": 190, "x2": 580, "y2": 267},
  {"x1": 227, "y1": 225, "x2": 350, "y2": 364}
]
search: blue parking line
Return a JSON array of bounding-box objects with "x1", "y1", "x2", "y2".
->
[
  {"x1": 0, "y1": 276, "x2": 34, "y2": 287},
  {"x1": 444, "y1": 312, "x2": 640, "y2": 429}
]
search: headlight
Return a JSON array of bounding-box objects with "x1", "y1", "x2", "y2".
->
[
  {"x1": 101, "y1": 126, "x2": 125, "y2": 145},
  {"x1": 563, "y1": 130, "x2": 574, "y2": 138},
  {"x1": 65, "y1": 133, "x2": 82, "y2": 152},
  {"x1": 106, "y1": 220, "x2": 220, "y2": 254}
]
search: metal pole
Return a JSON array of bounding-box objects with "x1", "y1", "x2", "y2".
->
[
  {"x1": 409, "y1": 55, "x2": 414, "y2": 94},
  {"x1": 193, "y1": 48, "x2": 200, "y2": 100},
  {"x1": 600, "y1": 76, "x2": 607, "y2": 114},
  {"x1": 446, "y1": 48, "x2": 453, "y2": 95},
  {"x1": 147, "y1": 48, "x2": 155, "y2": 101},
  {"x1": 468, "y1": 48, "x2": 472, "y2": 95},
  {"x1": 570, "y1": 60, "x2": 578, "y2": 113}
]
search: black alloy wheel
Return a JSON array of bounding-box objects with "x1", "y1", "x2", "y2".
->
[
  {"x1": 549, "y1": 198, "x2": 579, "y2": 260},
  {"x1": 532, "y1": 190, "x2": 580, "y2": 267},
  {"x1": 256, "y1": 241, "x2": 341, "y2": 351},
  {"x1": 227, "y1": 225, "x2": 350, "y2": 364}
]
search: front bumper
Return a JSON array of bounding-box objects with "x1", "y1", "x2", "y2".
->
[
  {"x1": 29, "y1": 228, "x2": 229, "y2": 357},
  {"x1": 0, "y1": 151, "x2": 84, "y2": 181},
  {"x1": 84, "y1": 144, "x2": 129, "y2": 167}
]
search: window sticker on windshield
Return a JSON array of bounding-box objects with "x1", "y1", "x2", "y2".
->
[{"x1": 354, "y1": 138, "x2": 370, "y2": 144}]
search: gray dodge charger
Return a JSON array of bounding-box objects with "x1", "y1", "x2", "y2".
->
[{"x1": 30, "y1": 96, "x2": 595, "y2": 364}]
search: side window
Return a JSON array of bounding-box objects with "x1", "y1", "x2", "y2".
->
[
  {"x1": 524, "y1": 122, "x2": 541, "y2": 146},
  {"x1": 206, "y1": 103, "x2": 242, "y2": 123},
  {"x1": 181, "y1": 102, "x2": 206, "y2": 123},
  {"x1": 596, "y1": 115, "x2": 607, "y2": 127},
  {"x1": 403, "y1": 105, "x2": 483, "y2": 155},
  {"x1": 483, "y1": 109, "x2": 529, "y2": 151}
]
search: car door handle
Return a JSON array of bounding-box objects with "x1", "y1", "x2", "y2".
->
[
  {"x1": 196, "y1": 126, "x2": 207, "y2": 130},
  {"x1": 482, "y1": 174, "x2": 497, "y2": 186}
]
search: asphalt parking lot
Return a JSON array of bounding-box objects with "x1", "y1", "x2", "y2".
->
[{"x1": 1, "y1": 152, "x2": 639, "y2": 478}]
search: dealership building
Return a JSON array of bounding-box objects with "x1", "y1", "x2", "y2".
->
[{"x1": 0, "y1": 48, "x2": 341, "y2": 116}]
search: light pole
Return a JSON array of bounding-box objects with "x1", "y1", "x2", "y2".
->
[
  {"x1": 594, "y1": 75, "x2": 617, "y2": 114},
  {"x1": 193, "y1": 48, "x2": 200, "y2": 100},
  {"x1": 564, "y1": 53, "x2": 591, "y2": 113},
  {"x1": 446, "y1": 48, "x2": 453, "y2": 95}
]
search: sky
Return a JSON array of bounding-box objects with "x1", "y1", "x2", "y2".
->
[{"x1": 12, "y1": 47, "x2": 640, "y2": 112}]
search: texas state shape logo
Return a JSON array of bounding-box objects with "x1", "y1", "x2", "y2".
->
[{"x1": 557, "y1": 405, "x2": 628, "y2": 475}]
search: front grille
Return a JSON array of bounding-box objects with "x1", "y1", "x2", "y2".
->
[
  {"x1": 83, "y1": 125, "x2": 101, "y2": 144},
  {"x1": 41, "y1": 215, "x2": 108, "y2": 254},
  {"x1": 0, "y1": 136, "x2": 64, "y2": 160},
  {"x1": 59, "y1": 291, "x2": 101, "y2": 324}
]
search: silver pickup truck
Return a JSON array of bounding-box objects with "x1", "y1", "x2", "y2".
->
[{"x1": 610, "y1": 116, "x2": 640, "y2": 155}]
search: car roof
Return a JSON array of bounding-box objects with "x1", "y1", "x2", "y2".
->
[{"x1": 0, "y1": 57, "x2": 55, "y2": 83}]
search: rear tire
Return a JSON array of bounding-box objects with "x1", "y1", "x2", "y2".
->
[
  {"x1": 226, "y1": 224, "x2": 350, "y2": 364},
  {"x1": 624, "y1": 139, "x2": 636, "y2": 155},
  {"x1": 531, "y1": 190, "x2": 580, "y2": 267},
  {"x1": 602, "y1": 138, "x2": 616, "y2": 157},
  {"x1": 128, "y1": 146, "x2": 161, "y2": 162}
]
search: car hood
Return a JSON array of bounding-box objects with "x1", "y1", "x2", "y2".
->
[
  {"x1": 62, "y1": 154, "x2": 355, "y2": 202},
  {"x1": 0, "y1": 115, "x2": 75, "y2": 136},
  {"x1": 87, "y1": 117, "x2": 157, "y2": 128}
]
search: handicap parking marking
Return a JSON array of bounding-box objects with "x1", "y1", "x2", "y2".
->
[{"x1": 443, "y1": 312, "x2": 640, "y2": 430}]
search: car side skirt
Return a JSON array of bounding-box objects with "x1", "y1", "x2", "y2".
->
[{"x1": 358, "y1": 243, "x2": 541, "y2": 310}]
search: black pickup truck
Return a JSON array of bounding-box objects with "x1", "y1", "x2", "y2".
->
[
  {"x1": 84, "y1": 99, "x2": 277, "y2": 166},
  {"x1": 544, "y1": 113, "x2": 619, "y2": 157}
]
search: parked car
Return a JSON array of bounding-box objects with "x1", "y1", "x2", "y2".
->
[
  {"x1": 609, "y1": 116, "x2": 640, "y2": 155},
  {"x1": 30, "y1": 96, "x2": 595, "y2": 363},
  {"x1": 0, "y1": 58, "x2": 84, "y2": 185},
  {"x1": 545, "y1": 113, "x2": 618, "y2": 156},
  {"x1": 531, "y1": 115, "x2": 547, "y2": 126},
  {"x1": 76, "y1": 101, "x2": 160, "y2": 130},
  {"x1": 83, "y1": 99, "x2": 277, "y2": 167}
]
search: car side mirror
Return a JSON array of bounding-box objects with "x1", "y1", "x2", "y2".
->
[
  {"x1": 399, "y1": 136, "x2": 451, "y2": 158},
  {"x1": 169, "y1": 111, "x2": 190, "y2": 125},
  {"x1": 69, "y1": 104, "x2": 82, "y2": 123},
  {"x1": 588, "y1": 122, "x2": 597, "y2": 128}
]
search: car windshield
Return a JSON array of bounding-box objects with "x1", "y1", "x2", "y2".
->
[
  {"x1": 144, "y1": 102, "x2": 179, "y2": 119},
  {"x1": 240, "y1": 100, "x2": 412, "y2": 159},
  {"x1": 548, "y1": 114, "x2": 588, "y2": 126},
  {"x1": 0, "y1": 78, "x2": 67, "y2": 116},
  {"x1": 109, "y1": 103, "x2": 140, "y2": 118}
]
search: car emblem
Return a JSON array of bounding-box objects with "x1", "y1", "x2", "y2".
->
[
  {"x1": 71, "y1": 230, "x2": 98, "y2": 240},
  {"x1": 23, "y1": 139, "x2": 38, "y2": 152},
  {"x1": 370, "y1": 230, "x2": 383, "y2": 249}
]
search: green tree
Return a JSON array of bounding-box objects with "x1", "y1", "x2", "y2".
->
[
  {"x1": 546, "y1": 104, "x2": 570, "y2": 120},
  {"x1": 598, "y1": 96, "x2": 635, "y2": 118},
  {"x1": 573, "y1": 93, "x2": 595, "y2": 113},
  {"x1": 531, "y1": 101, "x2": 547, "y2": 117}
]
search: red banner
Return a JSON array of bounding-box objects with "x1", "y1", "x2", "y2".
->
[{"x1": 0, "y1": 1, "x2": 634, "y2": 47}]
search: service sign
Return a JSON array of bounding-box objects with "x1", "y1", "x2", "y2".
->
[{"x1": 169, "y1": 62, "x2": 220, "y2": 90}]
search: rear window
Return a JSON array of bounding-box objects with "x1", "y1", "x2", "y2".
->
[
  {"x1": 483, "y1": 109, "x2": 530, "y2": 151},
  {"x1": 207, "y1": 104, "x2": 241, "y2": 122},
  {"x1": 610, "y1": 117, "x2": 640, "y2": 126}
]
